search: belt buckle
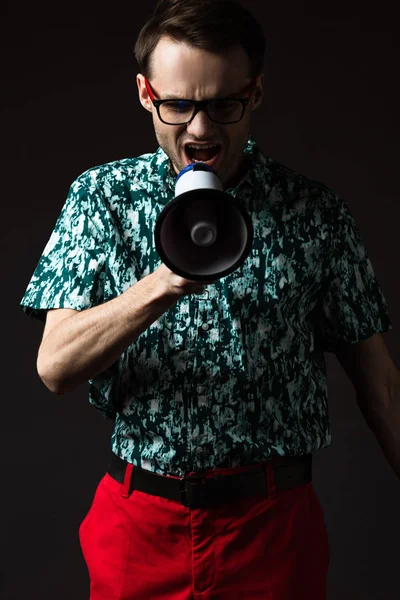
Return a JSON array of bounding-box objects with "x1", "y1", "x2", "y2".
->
[{"x1": 180, "y1": 475, "x2": 208, "y2": 508}]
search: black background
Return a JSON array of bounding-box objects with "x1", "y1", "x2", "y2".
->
[{"x1": 2, "y1": 0, "x2": 399, "y2": 598}]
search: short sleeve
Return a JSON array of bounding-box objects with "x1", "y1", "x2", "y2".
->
[
  {"x1": 313, "y1": 195, "x2": 393, "y2": 353},
  {"x1": 20, "y1": 174, "x2": 107, "y2": 323}
]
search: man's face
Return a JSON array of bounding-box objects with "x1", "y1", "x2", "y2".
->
[{"x1": 137, "y1": 36, "x2": 264, "y2": 190}]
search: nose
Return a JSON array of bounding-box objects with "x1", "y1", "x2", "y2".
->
[{"x1": 186, "y1": 108, "x2": 217, "y2": 138}]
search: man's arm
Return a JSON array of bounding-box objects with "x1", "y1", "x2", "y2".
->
[
  {"x1": 37, "y1": 267, "x2": 181, "y2": 394},
  {"x1": 335, "y1": 332, "x2": 400, "y2": 480}
]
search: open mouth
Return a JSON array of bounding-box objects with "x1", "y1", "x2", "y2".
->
[{"x1": 184, "y1": 143, "x2": 222, "y2": 168}]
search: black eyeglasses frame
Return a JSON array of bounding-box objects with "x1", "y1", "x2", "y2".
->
[{"x1": 143, "y1": 77, "x2": 257, "y2": 125}]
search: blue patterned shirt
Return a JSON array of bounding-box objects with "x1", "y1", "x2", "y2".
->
[{"x1": 20, "y1": 136, "x2": 392, "y2": 476}]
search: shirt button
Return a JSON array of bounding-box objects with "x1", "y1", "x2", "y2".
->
[{"x1": 202, "y1": 323, "x2": 209, "y2": 331}]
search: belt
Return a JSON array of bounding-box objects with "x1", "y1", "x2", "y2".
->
[{"x1": 107, "y1": 452, "x2": 313, "y2": 508}]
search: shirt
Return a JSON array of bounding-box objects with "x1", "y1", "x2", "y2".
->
[{"x1": 20, "y1": 136, "x2": 392, "y2": 476}]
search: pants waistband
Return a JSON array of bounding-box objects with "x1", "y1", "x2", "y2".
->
[{"x1": 107, "y1": 452, "x2": 313, "y2": 508}]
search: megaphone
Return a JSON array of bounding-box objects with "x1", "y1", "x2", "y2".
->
[{"x1": 154, "y1": 162, "x2": 253, "y2": 282}]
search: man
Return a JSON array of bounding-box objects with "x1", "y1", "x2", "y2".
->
[{"x1": 20, "y1": 0, "x2": 399, "y2": 598}]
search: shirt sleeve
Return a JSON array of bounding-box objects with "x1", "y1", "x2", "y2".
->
[
  {"x1": 20, "y1": 173, "x2": 107, "y2": 323},
  {"x1": 313, "y1": 194, "x2": 393, "y2": 353}
]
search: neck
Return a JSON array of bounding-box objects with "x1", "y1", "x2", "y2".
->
[{"x1": 222, "y1": 156, "x2": 251, "y2": 191}]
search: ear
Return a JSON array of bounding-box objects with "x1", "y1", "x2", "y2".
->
[
  {"x1": 136, "y1": 74, "x2": 153, "y2": 113},
  {"x1": 251, "y1": 73, "x2": 264, "y2": 111}
]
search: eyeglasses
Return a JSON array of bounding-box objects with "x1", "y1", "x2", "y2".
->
[{"x1": 143, "y1": 76, "x2": 257, "y2": 125}]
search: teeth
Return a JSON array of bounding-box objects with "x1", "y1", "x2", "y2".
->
[{"x1": 186, "y1": 144, "x2": 219, "y2": 150}]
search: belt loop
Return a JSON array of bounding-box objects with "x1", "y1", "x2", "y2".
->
[
  {"x1": 121, "y1": 463, "x2": 134, "y2": 499},
  {"x1": 265, "y1": 461, "x2": 278, "y2": 500}
]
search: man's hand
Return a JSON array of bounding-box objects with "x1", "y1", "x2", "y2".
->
[{"x1": 153, "y1": 263, "x2": 217, "y2": 298}]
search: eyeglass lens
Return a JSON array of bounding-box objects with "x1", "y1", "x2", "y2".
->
[{"x1": 159, "y1": 99, "x2": 244, "y2": 124}]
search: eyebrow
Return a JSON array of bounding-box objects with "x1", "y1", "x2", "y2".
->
[
  {"x1": 163, "y1": 94, "x2": 188, "y2": 100},
  {"x1": 162, "y1": 90, "x2": 241, "y2": 100}
]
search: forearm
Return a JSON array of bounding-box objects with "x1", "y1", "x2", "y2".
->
[
  {"x1": 37, "y1": 273, "x2": 179, "y2": 394},
  {"x1": 357, "y1": 373, "x2": 400, "y2": 480}
]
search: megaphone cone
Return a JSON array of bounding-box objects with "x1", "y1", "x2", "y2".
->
[{"x1": 154, "y1": 163, "x2": 253, "y2": 282}]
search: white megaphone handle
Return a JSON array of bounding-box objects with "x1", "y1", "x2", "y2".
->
[{"x1": 184, "y1": 199, "x2": 218, "y2": 247}]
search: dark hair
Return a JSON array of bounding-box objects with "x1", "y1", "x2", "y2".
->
[{"x1": 134, "y1": 0, "x2": 266, "y2": 80}]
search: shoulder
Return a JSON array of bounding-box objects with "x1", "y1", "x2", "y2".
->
[
  {"x1": 71, "y1": 151, "x2": 156, "y2": 194},
  {"x1": 251, "y1": 141, "x2": 338, "y2": 207},
  {"x1": 262, "y1": 154, "x2": 341, "y2": 215}
]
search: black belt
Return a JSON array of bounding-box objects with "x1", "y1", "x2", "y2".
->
[{"x1": 107, "y1": 452, "x2": 312, "y2": 508}]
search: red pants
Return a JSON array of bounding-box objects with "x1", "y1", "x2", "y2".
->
[{"x1": 79, "y1": 459, "x2": 330, "y2": 599}]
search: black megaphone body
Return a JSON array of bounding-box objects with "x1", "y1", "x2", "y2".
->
[{"x1": 154, "y1": 163, "x2": 253, "y2": 282}]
